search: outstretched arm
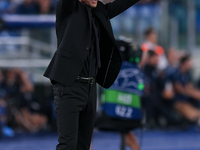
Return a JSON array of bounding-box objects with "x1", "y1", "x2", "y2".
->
[
  {"x1": 104, "y1": 0, "x2": 140, "y2": 19},
  {"x1": 57, "y1": 0, "x2": 77, "y2": 17}
]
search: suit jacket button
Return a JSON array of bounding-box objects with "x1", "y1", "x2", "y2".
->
[{"x1": 86, "y1": 47, "x2": 90, "y2": 51}]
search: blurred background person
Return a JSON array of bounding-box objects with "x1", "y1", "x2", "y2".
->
[
  {"x1": 142, "y1": 50, "x2": 178, "y2": 127},
  {"x1": 155, "y1": 48, "x2": 186, "y2": 127},
  {"x1": 15, "y1": 0, "x2": 39, "y2": 14},
  {"x1": 37, "y1": 0, "x2": 54, "y2": 14},
  {"x1": 160, "y1": 49, "x2": 177, "y2": 101},
  {"x1": 172, "y1": 55, "x2": 200, "y2": 125},
  {"x1": 0, "y1": 68, "x2": 9, "y2": 137},
  {"x1": 159, "y1": 49, "x2": 181, "y2": 104},
  {"x1": 142, "y1": 27, "x2": 168, "y2": 71},
  {"x1": 142, "y1": 50, "x2": 159, "y2": 126},
  {"x1": 160, "y1": 49, "x2": 185, "y2": 103},
  {"x1": 4, "y1": 69, "x2": 48, "y2": 133}
]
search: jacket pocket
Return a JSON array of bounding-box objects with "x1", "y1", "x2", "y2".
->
[{"x1": 55, "y1": 48, "x2": 72, "y2": 59}]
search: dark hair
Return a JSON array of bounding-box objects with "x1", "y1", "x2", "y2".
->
[
  {"x1": 144, "y1": 27, "x2": 155, "y2": 37},
  {"x1": 180, "y1": 54, "x2": 191, "y2": 65},
  {"x1": 147, "y1": 50, "x2": 158, "y2": 58}
]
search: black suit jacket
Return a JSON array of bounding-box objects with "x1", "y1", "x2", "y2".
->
[{"x1": 44, "y1": 0, "x2": 139, "y2": 88}]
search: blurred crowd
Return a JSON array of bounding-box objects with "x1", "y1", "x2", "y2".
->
[
  {"x1": 141, "y1": 27, "x2": 200, "y2": 128},
  {"x1": 0, "y1": 0, "x2": 162, "y2": 14},
  {"x1": 0, "y1": 0, "x2": 56, "y2": 14},
  {"x1": 0, "y1": 68, "x2": 52, "y2": 137},
  {"x1": 0, "y1": 0, "x2": 160, "y2": 15}
]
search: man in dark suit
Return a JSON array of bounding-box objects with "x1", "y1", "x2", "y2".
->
[{"x1": 44, "y1": 0, "x2": 139, "y2": 149}]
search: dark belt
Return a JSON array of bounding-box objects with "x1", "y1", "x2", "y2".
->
[{"x1": 76, "y1": 76, "x2": 96, "y2": 84}]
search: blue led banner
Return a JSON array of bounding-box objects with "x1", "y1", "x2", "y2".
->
[
  {"x1": 110, "y1": 61, "x2": 144, "y2": 96},
  {"x1": 102, "y1": 103, "x2": 142, "y2": 120},
  {"x1": 101, "y1": 61, "x2": 144, "y2": 120}
]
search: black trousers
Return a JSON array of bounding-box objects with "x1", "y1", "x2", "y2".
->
[{"x1": 53, "y1": 81, "x2": 97, "y2": 150}]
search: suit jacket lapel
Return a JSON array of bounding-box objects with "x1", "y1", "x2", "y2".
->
[
  {"x1": 92, "y1": 8, "x2": 116, "y2": 44},
  {"x1": 86, "y1": 6, "x2": 92, "y2": 36},
  {"x1": 86, "y1": 6, "x2": 92, "y2": 24}
]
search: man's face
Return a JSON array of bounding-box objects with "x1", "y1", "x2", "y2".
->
[
  {"x1": 184, "y1": 59, "x2": 192, "y2": 71},
  {"x1": 149, "y1": 55, "x2": 159, "y2": 67},
  {"x1": 148, "y1": 32, "x2": 157, "y2": 44},
  {"x1": 80, "y1": 0, "x2": 98, "y2": 8}
]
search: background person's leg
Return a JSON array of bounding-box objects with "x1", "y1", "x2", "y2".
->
[
  {"x1": 175, "y1": 101, "x2": 200, "y2": 122},
  {"x1": 125, "y1": 132, "x2": 140, "y2": 150}
]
